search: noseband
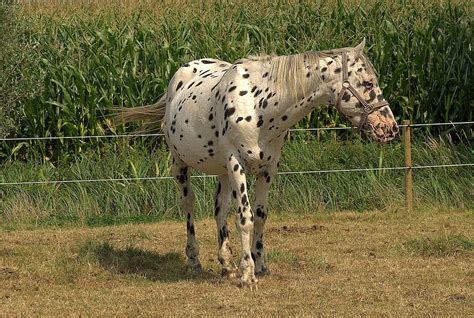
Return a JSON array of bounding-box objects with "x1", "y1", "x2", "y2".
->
[{"x1": 335, "y1": 52, "x2": 389, "y2": 130}]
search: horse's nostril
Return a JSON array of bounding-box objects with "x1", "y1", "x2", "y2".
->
[{"x1": 392, "y1": 124, "x2": 399, "y2": 134}]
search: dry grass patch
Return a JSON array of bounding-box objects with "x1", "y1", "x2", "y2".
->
[{"x1": 1, "y1": 210, "x2": 473, "y2": 316}]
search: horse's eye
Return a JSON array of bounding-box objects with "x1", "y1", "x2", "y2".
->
[{"x1": 363, "y1": 81, "x2": 373, "y2": 90}]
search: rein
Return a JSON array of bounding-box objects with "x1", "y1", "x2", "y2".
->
[{"x1": 335, "y1": 52, "x2": 389, "y2": 130}]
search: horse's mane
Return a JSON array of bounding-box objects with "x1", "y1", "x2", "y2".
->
[{"x1": 242, "y1": 46, "x2": 376, "y2": 98}]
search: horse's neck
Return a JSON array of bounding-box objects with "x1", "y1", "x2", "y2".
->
[{"x1": 261, "y1": 56, "x2": 336, "y2": 141}]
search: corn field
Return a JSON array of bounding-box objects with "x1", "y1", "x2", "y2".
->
[{"x1": 0, "y1": 0, "x2": 472, "y2": 161}]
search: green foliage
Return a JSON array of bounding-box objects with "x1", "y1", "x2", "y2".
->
[
  {"x1": 0, "y1": 0, "x2": 472, "y2": 161},
  {"x1": 0, "y1": 4, "x2": 44, "y2": 139},
  {"x1": 1, "y1": 138, "x2": 472, "y2": 228}
]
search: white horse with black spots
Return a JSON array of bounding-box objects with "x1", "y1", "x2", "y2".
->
[{"x1": 115, "y1": 39, "x2": 399, "y2": 289}]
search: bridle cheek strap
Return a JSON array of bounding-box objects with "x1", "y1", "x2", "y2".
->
[{"x1": 335, "y1": 52, "x2": 389, "y2": 130}]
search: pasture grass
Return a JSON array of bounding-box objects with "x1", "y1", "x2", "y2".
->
[
  {"x1": 403, "y1": 235, "x2": 473, "y2": 257},
  {"x1": 0, "y1": 210, "x2": 472, "y2": 315},
  {"x1": 0, "y1": 136, "x2": 472, "y2": 229}
]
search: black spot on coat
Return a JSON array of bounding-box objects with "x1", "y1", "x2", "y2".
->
[
  {"x1": 342, "y1": 92, "x2": 351, "y2": 102},
  {"x1": 224, "y1": 107, "x2": 235, "y2": 119}
]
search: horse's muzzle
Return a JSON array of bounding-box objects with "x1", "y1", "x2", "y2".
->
[{"x1": 366, "y1": 122, "x2": 399, "y2": 143}]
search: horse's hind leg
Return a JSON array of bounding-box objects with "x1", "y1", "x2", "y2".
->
[
  {"x1": 171, "y1": 155, "x2": 201, "y2": 273},
  {"x1": 214, "y1": 175, "x2": 238, "y2": 277}
]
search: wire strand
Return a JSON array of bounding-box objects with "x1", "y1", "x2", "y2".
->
[
  {"x1": 1, "y1": 163, "x2": 472, "y2": 186},
  {"x1": 0, "y1": 121, "x2": 472, "y2": 141},
  {"x1": 0, "y1": 133, "x2": 165, "y2": 141},
  {"x1": 402, "y1": 121, "x2": 474, "y2": 128}
]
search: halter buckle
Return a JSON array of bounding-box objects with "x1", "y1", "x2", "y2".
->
[
  {"x1": 342, "y1": 81, "x2": 350, "y2": 89},
  {"x1": 364, "y1": 104, "x2": 374, "y2": 113}
]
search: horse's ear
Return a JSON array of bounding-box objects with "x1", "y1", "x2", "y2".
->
[{"x1": 354, "y1": 38, "x2": 366, "y2": 55}]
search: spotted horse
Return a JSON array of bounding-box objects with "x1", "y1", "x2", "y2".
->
[{"x1": 115, "y1": 39, "x2": 399, "y2": 289}]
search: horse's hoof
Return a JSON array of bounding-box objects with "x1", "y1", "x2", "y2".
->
[
  {"x1": 187, "y1": 263, "x2": 202, "y2": 275},
  {"x1": 255, "y1": 266, "x2": 270, "y2": 277},
  {"x1": 239, "y1": 277, "x2": 258, "y2": 291},
  {"x1": 221, "y1": 268, "x2": 239, "y2": 278}
]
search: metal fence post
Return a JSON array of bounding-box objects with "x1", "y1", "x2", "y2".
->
[{"x1": 403, "y1": 120, "x2": 413, "y2": 211}]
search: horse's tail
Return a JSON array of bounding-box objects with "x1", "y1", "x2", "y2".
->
[{"x1": 112, "y1": 93, "x2": 167, "y2": 133}]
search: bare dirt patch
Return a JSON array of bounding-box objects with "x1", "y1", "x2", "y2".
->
[
  {"x1": 268, "y1": 223, "x2": 324, "y2": 234},
  {"x1": 0, "y1": 210, "x2": 473, "y2": 316}
]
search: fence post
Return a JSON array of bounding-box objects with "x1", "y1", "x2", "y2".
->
[{"x1": 403, "y1": 120, "x2": 413, "y2": 211}]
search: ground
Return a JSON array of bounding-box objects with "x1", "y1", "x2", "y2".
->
[{"x1": 0, "y1": 210, "x2": 472, "y2": 316}]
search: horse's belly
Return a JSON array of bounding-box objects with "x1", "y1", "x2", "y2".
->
[
  {"x1": 167, "y1": 130, "x2": 228, "y2": 175},
  {"x1": 188, "y1": 153, "x2": 228, "y2": 175}
]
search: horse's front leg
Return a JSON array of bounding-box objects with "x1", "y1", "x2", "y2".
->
[
  {"x1": 252, "y1": 161, "x2": 278, "y2": 276},
  {"x1": 226, "y1": 153, "x2": 257, "y2": 289}
]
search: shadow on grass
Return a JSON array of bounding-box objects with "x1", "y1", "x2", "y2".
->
[{"x1": 81, "y1": 241, "x2": 210, "y2": 282}]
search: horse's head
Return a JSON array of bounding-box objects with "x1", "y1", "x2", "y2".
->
[{"x1": 331, "y1": 39, "x2": 398, "y2": 143}]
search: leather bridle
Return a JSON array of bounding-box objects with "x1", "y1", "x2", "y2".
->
[{"x1": 335, "y1": 51, "x2": 389, "y2": 130}]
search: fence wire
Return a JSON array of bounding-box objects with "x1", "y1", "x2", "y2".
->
[
  {"x1": 1, "y1": 163, "x2": 472, "y2": 187},
  {"x1": 0, "y1": 121, "x2": 472, "y2": 142},
  {"x1": 0, "y1": 121, "x2": 472, "y2": 187}
]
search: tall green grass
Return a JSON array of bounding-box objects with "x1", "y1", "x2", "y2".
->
[
  {"x1": 0, "y1": 0, "x2": 472, "y2": 161},
  {"x1": 0, "y1": 137, "x2": 472, "y2": 229}
]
